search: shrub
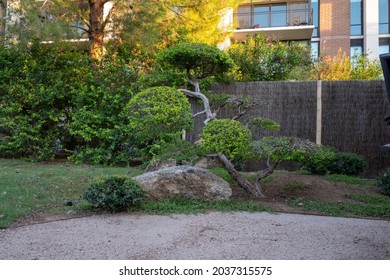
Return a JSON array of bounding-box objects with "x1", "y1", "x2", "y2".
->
[
  {"x1": 227, "y1": 34, "x2": 312, "y2": 81},
  {"x1": 300, "y1": 146, "x2": 337, "y2": 175},
  {"x1": 200, "y1": 119, "x2": 252, "y2": 161},
  {"x1": 300, "y1": 146, "x2": 366, "y2": 175},
  {"x1": 83, "y1": 176, "x2": 145, "y2": 212},
  {"x1": 0, "y1": 44, "x2": 91, "y2": 160},
  {"x1": 148, "y1": 139, "x2": 205, "y2": 165},
  {"x1": 327, "y1": 151, "x2": 367, "y2": 176},
  {"x1": 124, "y1": 86, "x2": 193, "y2": 143},
  {"x1": 253, "y1": 136, "x2": 319, "y2": 163},
  {"x1": 378, "y1": 168, "x2": 390, "y2": 195}
]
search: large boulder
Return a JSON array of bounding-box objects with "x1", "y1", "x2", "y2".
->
[{"x1": 133, "y1": 165, "x2": 232, "y2": 201}]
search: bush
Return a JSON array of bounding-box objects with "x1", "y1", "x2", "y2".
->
[
  {"x1": 327, "y1": 151, "x2": 367, "y2": 176},
  {"x1": 227, "y1": 34, "x2": 312, "y2": 81},
  {"x1": 124, "y1": 86, "x2": 193, "y2": 143},
  {"x1": 83, "y1": 176, "x2": 145, "y2": 212},
  {"x1": 300, "y1": 146, "x2": 366, "y2": 175},
  {"x1": 200, "y1": 119, "x2": 252, "y2": 161},
  {"x1": 0, "y1": 44, "x2": 91, "y2": 160},
  {"x1": 253, "y1": 136, "x2": 319, "y2": 163},
  {"x1": 148, "y1": 139, "x2": 205, "y2": 165},
  {"x1": 378, "y1": 169, "x2": 390, "y2": 195}
]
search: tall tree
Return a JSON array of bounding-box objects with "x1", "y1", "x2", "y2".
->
[
  {"x1": 13, "y1": 0, "x2": 169, "y2": 65},
  {"x1": 10, "y1": 0, "x2": 245, "y2": 65},
  {"x1": 167, "y1": 0, "x2": 242, "y2": 46}
]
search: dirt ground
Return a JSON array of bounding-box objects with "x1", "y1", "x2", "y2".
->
[{"x1": 231, "y1": 172, "x2": 382, "y2": 215}]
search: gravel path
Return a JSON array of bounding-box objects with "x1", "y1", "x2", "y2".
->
[{"x1": 1, "y1": 212, "x2": 390, "y2": 260}]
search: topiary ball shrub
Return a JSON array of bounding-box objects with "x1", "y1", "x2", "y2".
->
[
  {"x1": 378, "y1": 168, "x2": 390, "y2": 195},
  {"x1": 200, "y1": 119, "x2": 252, "y2": 162},
  {"x1": 124, "y1": 86, "x2": 193, "y2": 142},
  {"x1": 83, "y1": 175, "x2": 145, "y2": 212}
]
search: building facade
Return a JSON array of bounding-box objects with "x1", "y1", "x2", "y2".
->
[
  {"x1": 233, "y1": 0, "x2": 390, "y2": 60},
  {"x1": 2, "y1": 1, "x2": 390, "y2": 61}
]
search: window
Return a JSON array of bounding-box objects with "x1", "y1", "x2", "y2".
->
[
  {"x1": 312, "y1": 0, "x2": 319, "y2": 37},
  {"x1": 350, "y1": 0, "x2": 363, "y2": 35},
  {"x1": 379, "y1": 0, "x2": 390, "y2": 34},
  {"x1": 271, "y1": 4, "x2": 287, "y2": 27},
  {"x1": 253, "y1": 5, "x2": 269, "y2": 28},
  {"x1": 237, "y1": 5, "x2": 251, "y2": 29},
  {"x1": 311, "y1": 41, "x2": 319, "y2": 60},
  {"x1": 235, "y1": 1, "x2": 310, "y2": 29},
  {"x1": 380, "y1": 38, "x2": 390, "y2": 54},
  {"x1": 350, "y1": 39, "x2": 364, "y2": 57},
  {"x1": 253, "y1": 3, "x2": 287, "y2": 28}
]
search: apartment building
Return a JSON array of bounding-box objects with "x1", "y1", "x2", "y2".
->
[{"x1": 232, "y1": 0, "x2": 390, "y2": 60}]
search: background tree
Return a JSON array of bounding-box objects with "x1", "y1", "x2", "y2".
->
[
  {"x1": 13, "y1": 0, "x2": 172, "y2": 66},
  {"x1": 314, "y1": 49, "x2": 382, "y2": 80},
  {"x1": 166, "y1": 0, "x2": 242, "y2": 46},
  {"x1": 11, "y1": 0, "x2": 244, "y2": 66},
  {"x1": 227, "y1": 34, "x2": 312, "y2": 81}
]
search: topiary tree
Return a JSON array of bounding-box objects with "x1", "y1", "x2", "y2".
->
[
  {"x1": 200, "y1": 119, "x2": 252, "y2": 161},
  {"x1": 200, "y1": 118, "x2": 325, "y2": 197},
  {"x1": 200, "y1": 118, "x2": 262, "y2": 197},
  {"x1": 157, "y1": 42, "x2": 235, "y2": 124},
  {"x1": 124, "y1": 86, "x2": 193, "y2": 143}
]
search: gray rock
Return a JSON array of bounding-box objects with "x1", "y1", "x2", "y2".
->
[
  {"x1": 134, "y1": 165, "x2": 232, "y2": 201},
  {"x1": 145, "y1": 159, "x2": 177, "y2": 172}
]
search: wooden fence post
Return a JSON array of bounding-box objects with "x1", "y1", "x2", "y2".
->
[{"x1": 316, "y1": 80, "x2": 322, "y2": 145}]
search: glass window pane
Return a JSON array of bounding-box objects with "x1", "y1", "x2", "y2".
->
[
  {"x1": 350, "y1": 0, "x2": 363, "y2": 35},
  {"x1": 271, "y1": 4, "x2": 287, "y2": 27},
  {"x1": 379, "y1": 0, "x2": 389, "y2": 34},
  {"x1": 380, "y1": 38, "x2": 390, "y2": 54},
  {"x1": 380, "y1": 44, "x2": 390, "y2": 54},
  {"x1": 311, "y1": 41, "x2": 319, "y2": 60},
  {"x1": 237, "y1": 6, "x2": 251, "y2": 29},
  {"x1": 254, "y1": 6, "x2": 269, "y2": 28},
  {"x1": 312, "y1": 0, "x2": 319, "y2": 37}
]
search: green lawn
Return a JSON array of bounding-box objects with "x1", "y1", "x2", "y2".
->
[
  {"x1": 1, "y1": 159, "x2": 389, "y2": 229},
  {"x1": 0, "y1": 159, "x2": 142, "y2": 228}
]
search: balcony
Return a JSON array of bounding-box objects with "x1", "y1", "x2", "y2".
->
[{"x1": 232, "y1": 1, "x2": 314, "y2": 41}]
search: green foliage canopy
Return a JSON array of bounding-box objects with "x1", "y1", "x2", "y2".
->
[
  {"x1": 124, "y1": 86, "x2": 193, "y2": 143},
  {"x1": 228, "y1": 34, "x2": 312, "y2": 81},
  {"x1": 157, "y1": 42, "x2": 235, "y2": 81},
  {"x1": 200, "y1": 119, "x2": 252, "y2": 160}
]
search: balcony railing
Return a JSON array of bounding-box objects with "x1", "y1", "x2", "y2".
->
[{"x1": 234, "y1": 8, "x2": 313, "y2": 30}]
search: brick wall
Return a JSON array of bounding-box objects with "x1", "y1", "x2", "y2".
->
[{"x1": 319, "y1": 0, "x2": 351, "y2": 56}]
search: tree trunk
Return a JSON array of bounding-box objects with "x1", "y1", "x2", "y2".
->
[
  {"x1": 89, "y1": 0, "x2": 105, "y2": 66},
  {"x1": 210, "y1": 153, "x2": 264, "y2": 198},
  {"x1": 179, "y1": 88, "x2": 217, "y2": 124}
]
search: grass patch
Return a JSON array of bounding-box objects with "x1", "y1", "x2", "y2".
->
[
  {"x1": 290, "y1": 194, "x2": 390, "y2": 218},
  {"x1": 285, "y1": 180, "x2": 311, "y2": 191},
  {"x1": 0, "y1": 160, "x2": 271, "y2": 228},
  {"x1": 140, "y1": 197, "x2": 272, "y2": 215},
  {"x1": 324, "y1": 174, "x2": 377, "y2": 186},
  {"x1": 207, "y1": 167, "x2": 234, "y2": 184},
  {"x1": 0, "y1": 159, "x2": 142, "y2": 228}
]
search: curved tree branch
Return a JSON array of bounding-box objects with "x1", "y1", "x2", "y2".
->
[{"x1": 178, "y1": 89, "x2": 216, "y2": 124}]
